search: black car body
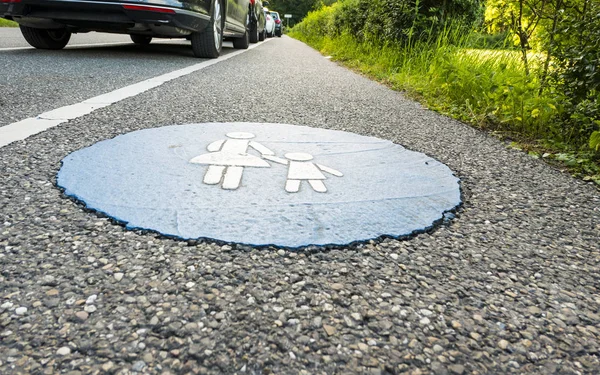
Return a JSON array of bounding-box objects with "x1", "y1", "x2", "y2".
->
[{"x1": 0, "y1": 0, "x2": 267, "y2": 57}]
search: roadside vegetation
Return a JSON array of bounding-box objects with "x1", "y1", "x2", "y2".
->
[
  {"x1": 0, "y1": 19, "x2": 17, "y2": 27},
  {"x1": 267, "y1": 0, "x2": 337, "y2": 27},
  {"x1": 290, "y1": 0, "x2": 600, "y2": 186}
]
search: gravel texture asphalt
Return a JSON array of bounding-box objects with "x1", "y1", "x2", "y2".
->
[{"x1": 1, "y1": 35, "x2": 600, "y2": 375}]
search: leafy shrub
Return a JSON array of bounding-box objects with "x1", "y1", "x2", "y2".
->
[
  {"x1": 291, "y1": 4, "x2": 337, "y2": 48},
  {"x1": 591, "y1": 131, "x2": 600, "y2": 152},
  {"x1": 550, "y1": 0, "x2": 600, "y2": 148},
  {"x1": 328, "y1": 0, "x2": 483, "y2": 43}
]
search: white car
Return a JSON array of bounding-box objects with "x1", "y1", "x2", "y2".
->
[{"x1": 264, "y1": 9, "x2": 275, "y2": 37}]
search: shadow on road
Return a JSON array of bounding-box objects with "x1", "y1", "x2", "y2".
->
[{"x1": 6, "y1": 41, "x2": 242, "y2": 60}]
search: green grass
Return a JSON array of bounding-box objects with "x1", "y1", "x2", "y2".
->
[
  {"x1": 290, "y1": 28, "x2": 556, "y2": 135},
  {"x1": 289, "y1": 7, "x2": 600, "y2": 187},
  {"x1": 0, "y1": 19, "x2": 18, "y2": 27}
]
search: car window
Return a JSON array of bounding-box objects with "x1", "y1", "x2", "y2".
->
[{"x1": 271, "y1": 12, "x2": 279, "y2": 19}]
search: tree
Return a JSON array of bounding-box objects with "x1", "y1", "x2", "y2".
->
[
  {"x1": 267, "y1": 0, "x2": 324, "y2": 25},
  {"x1": 486, "y1": 0, "x2": 599, "y2": 146},
  {"x1": 485, "y1": 0, "x2": 550, "y2": 75},
  {"x1": 329, "y1": 0, "x2": 483, "y2": 44},
  {"x1": 550, "y1": 0, "x2": 600, "y2": 146}
]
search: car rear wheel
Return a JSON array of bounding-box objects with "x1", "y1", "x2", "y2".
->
[
  {"x1": 130, "y1": 35, "x2": 152, "y2": 45},
  {"x1": 259, "y1": 29, "x2": 266, "y2": 41},
  {"x1": 20, "y1": 25, "x2": 71, "y2": 50},
  {"x1": 191, "y1": 0, "x2": 223, "y2": 58},
  {"x1": 249, "y1": 23, "x2": 259, "y2": 43},
  {"x1": 232, "y1": 24, "x2": 250, "y2": 49}
]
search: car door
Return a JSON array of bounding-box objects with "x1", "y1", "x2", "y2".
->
[{"x1": 226, "y1": 0, "x2": 247, "y2": 32}]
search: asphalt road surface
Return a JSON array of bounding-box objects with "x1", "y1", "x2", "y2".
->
[{"x1": 1, "y1": 29, "x2": 600, "y2": 375}]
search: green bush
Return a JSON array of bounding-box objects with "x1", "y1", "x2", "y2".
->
[
  {"x1": 426, "y1": 48, "x2": 562, "y2": 137},
  {"x1": 591, "y1": 131, "x2": 600, "y2": 152},
  {"x1": 327, "y1": 0, "x2": 483, "y2": 43},
  {"x1": 549, "y1": 0, "x2": 600, "y2": 149},
  {"x1": 291, "y1": 4, "x2": 338, "y2": 49}
]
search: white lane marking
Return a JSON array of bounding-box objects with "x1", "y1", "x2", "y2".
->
[
  {"x1": 0, "y1": 39, "x2": 187, "y2": 52},
  {"x1": 0, "y1": 40, "x2": 270, "y2": 149},
  {"x1": 0, "y1": 42, "x2": 131, "y2": 51},
  {"x1": 0, "y1": 119, "x2": 67, "y2": 143}
]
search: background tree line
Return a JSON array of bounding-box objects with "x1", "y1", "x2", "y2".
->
[{"x1": 266, "y1": 0, "x2": 336, "y2": 27}]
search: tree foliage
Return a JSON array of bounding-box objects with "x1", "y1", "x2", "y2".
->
[
  {"x1": 550, "y1": 0, "x2": 600, "y2": 145},
  {"x1": 484, "y1": 0, "x2": 599, "y2": 147},
  {"x1": 266, "y1": 0, "x2": 331, "y2": 25},
  {"x1": 269, "y1": 0, "x2": 483, "y2": 32},
  {"x1": 328, "y1": 0, "x2": 484, "y2": 43}
]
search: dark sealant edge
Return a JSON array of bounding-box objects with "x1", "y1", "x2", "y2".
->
[{"x1": 54, "y1": 164, "x2": 465, "y2": 254}]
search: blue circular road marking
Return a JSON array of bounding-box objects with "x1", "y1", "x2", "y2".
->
[{"x1": 57, "y1": 123, "x2": 461, "y2": 248}]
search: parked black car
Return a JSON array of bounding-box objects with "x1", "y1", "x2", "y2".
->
[{"x1": 0, "y1": 0, "x2": 267, "y2": 58}]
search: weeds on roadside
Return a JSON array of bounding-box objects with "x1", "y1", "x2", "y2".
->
[{"x1": 0, "y1": 19, "x2": 18, "y2": 27}]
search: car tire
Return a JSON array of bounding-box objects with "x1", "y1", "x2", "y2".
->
[
  {"x1": 276, "y1": 30, "x2": 282, "y2": 37},
  {"x1": 249, "y1": 23, "x2": 259, "y2": 43},
  {"x1": 191, "y1": 0, "x2": 223, "y2": 58},
  {"x1": 130, "y1": 35, "x2": 152, "y2": 45},
  {"x1": 19, "y1": 25, "x2": 71, "y2": 50},
  {"x1": 233, "y1": 27, "x2": 250, "y2": 49},
  {"x1": 258, "y1": 29, "x2": 266, "y2": 41}
]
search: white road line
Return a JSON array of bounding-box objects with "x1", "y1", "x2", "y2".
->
[
  {"x1": 0, "y1": 40, "x2": 269, "y2": 149},
  {"x1": 0, "y1": 39, "x2": 186, "y2": 52},
  {"x1": 0, "y1": 42, "x2": 131, "y2": 51}
]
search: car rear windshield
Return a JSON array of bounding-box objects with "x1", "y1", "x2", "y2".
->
[{"x1": 271, "y1": 12, "x2": 279, "y2": 19}]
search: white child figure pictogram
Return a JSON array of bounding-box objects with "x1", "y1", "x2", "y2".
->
[
  {"x1": 189, "y1": 132, "x2": 274, "y2": 190},
  {"x1": 264, "y1": 152, "x2": 343, "y2": 193}
]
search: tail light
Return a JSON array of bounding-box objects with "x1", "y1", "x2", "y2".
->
[
  {"x1": 0, "y1": 0, "x2": 21, "y2": 3},
  {"x1": 275, "y1": 19, "x2": 281, "y2": 24},
  {"x1": 267, "y1": 15, "x2": 271, "y2": 21},
  {"x1": 249, "y1": 0, "x2": 255, "y2": 4}
]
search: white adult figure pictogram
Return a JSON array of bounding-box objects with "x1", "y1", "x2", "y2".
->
[
  {"x1": 190, "y1": 132, "x2": 274, "y2": 190},
  {"x1": 264, "y1": 152, "x2": 343, "y2": 193}
]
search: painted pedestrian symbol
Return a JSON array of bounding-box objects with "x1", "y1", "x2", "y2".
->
[
  {"x1": 190, "y1": 133, "x2": 343, "y2": 193},
  {"x1": 57, "y1": 123, "x2": 462, "y2": 247},
  {"x1": 189, "y1": 132, "x2": 274, "y2": 190},
  {"x1": 264, "y1": 152, "x2": 343, "y2": 193}
]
